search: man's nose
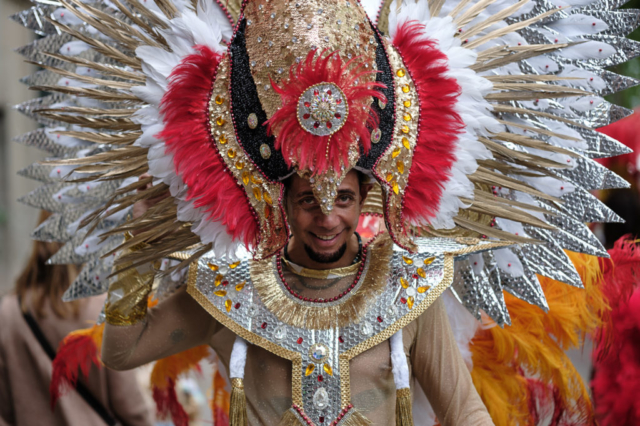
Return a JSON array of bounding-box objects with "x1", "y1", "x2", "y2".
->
[{"x1": 314, "y1": 210, "x2": 341, "y2": 229}]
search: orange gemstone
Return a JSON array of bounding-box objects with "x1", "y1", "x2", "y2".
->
[
  {"x1": 225, "y1": 299, "x2": 233, "y2": 312},
  {"x1": 417, "y1": 286, "x2": 430, "y2": 294},
  {"x1": 253, "y1": 187, "x2": 262, "y2": 201},
  {"x1": 229, "y1": 261, "x2": 241, "y2": 269},
  {"x1": 392, "y1": 147, "x2": 401, "y2": 158},
  {"x1": 397, "y1": 161, "x2": 404, "y2": 174},
  {"x1": 400, "y1": 277, "x2": 409, "y2": 289},
  {"x1": 235, "y1": 161, "x2": 244, "y2": 170},
  {"x1": 263, "y1": 191, "x2": 273, "y2": 205},
  {"x1": 402, "y1": 84, "x2": 410, "y2": 93},
  {"x1": 403, "y1": 100, "x2": 411, "y2": 108},
  {"x1": 401, "y1": 125, "x2": 410, "y2": 134},
  {"x1": 215, "y1": 274, "x2": 224, "y2": 286},
  {"x1": 323, "y1": 364, "x2": 333, "y2": 376},
  {"x1": 214, "y1": 290, "x2": 227, "y2": 297},
  {"x1": 235, "y1": 281, "x2": 246, "y2": 291},
  {"x1": 416, "y1": 267, "x2": 426, "y2": 278},
  {"x1": 397, "y1": 69, "x2": 406, "y2": 77},
  {"x1": 386, "y1": 173, "x2": 393, "y2": 182},
  {"x1": 407, "y1": 296, "x2": 415, "y2": 309},
  {"x1": 305, "y1": 364, "x2": 315, "y2": 376},
  {"x1": 402, "y1": 137, "x2": 411, "y2": 150},
  {"x1": 251, "y1": 175, "x2": 263, "y2": 184},
  {"x1": 219, "y1": 134, "x2": 227, "y2": 144},
  {"x1": 242, "y1": 171, "x2": 250, "y2": 185},
  {"x1": 207, "y1": 262, "x2": 219, "y2": 272},
  {"x1": 403, "y1": 113, "x2": 412, "y2": 122},
  {"x1": 265, "y1": 204, "x2": 272, "y2": 218},
  {"x1": 216, "y1": 116, "x2": 226, "y2": 126},
  {"x1": 215, "y1": 95, "x2": 224, "y2": 105},
  {"x1": 423, "y1": 257, "x2": 435, "y2": 265},
  {"x1": 392, "y1": 181, "x2": 399, "y2": 195},
  {"x1": 402, "y1": 256, "x2": 413, "y2": 265},
  {"x1": 227, "y1": 149, "x2": 236, "y2": 159}
]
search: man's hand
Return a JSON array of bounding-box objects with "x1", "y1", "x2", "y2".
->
[{"x1": 131, "y1": 173, "x2": 170, "y2": 235}]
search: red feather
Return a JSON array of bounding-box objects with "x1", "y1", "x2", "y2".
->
[
  {"x1": 266, "y1": 49, "x2": 386, "y2": 176},
  {"x1": 391, "y1": 21, "x2": 463, "y2": 226},
  {"x1": 153, "y1": 379, "x2": 190, "y2": 426},
  {"x1": 49, "y1": 323, "x2": 104, "y2": 409},
  {"x1": 159, "y1": 45, "x2": 259, "y2": 249}
]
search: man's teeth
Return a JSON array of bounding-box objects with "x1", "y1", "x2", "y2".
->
[{"x1": 316, "y1": 234, "x2": 336, "y2": 241}]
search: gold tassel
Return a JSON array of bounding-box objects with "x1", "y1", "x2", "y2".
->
[
  {"x1": 395, "y1": 388, "x2": 414, "y2": 426},
  {"x1": 229, "y1": 378, "x2": 248, "y2": 426}
]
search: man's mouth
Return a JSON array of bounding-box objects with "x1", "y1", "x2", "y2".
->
[{"x1": 311, "y1": 232, "x2": 341, "y2": 242}]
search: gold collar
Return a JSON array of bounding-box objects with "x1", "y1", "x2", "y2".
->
[{"x1": 281, "y1": 258, "x2": 362, "y2": 279}]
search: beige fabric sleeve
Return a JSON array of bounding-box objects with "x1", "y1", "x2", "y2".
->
[
  {"x1": 409, "y1": 296, "x2": 494, "y2": 426},
  {"x1": 102, "y1": 284, "x2": 217, "y2": 371}
]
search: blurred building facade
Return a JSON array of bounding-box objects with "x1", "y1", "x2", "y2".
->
[{"x1": 0, "y1": 0, "x2": 39, "y2": 294}]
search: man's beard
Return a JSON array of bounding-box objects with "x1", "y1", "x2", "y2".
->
[{"x1": 304, "y1": 242, "x2": 348, "y2": 264}]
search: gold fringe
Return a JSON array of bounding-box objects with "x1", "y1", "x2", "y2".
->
[
  {"x1": 30, "y1": 84, "x2": 141, "y2": 102},
  {"x1": 491, "y1": 104, "x2": 589, "y2": 129},
  {"x1": 277, "y1": 409, "x2": 304, "y2": 426},
  {"x1": 54, "y1": 130, "x2": 142, "y2": 145},
  {"x1": 396, "y1": 388, "x2": 414, "y2": 426},
  {"x1": 111, "y1": 0, "x2": 169, "y2": 48},
  {"x1": 494, "y1": 120, "x2": 581, "y2": 142},
  {"x1": 457, "y1": 0, "x2": 529, "y2": 37},
  {"x1": 465, "y1": 8, "x2": 561, "y2": 49},
  {"x1": 47, "y1": 18, "x2": 142, "y2": 69},
  {"x1": 453, "y1": 0, "x2": 500, "y2": 28},
  {"x1": 40, "y1": 52, "x2": 146, "y2": 82},
  {"x1": 250, "y1": 234, "x2": 393, "y2": 330},
  {"x1": 229, "y1": 378, "x2": 248, "y2": 426},
  {"x1": 342, "y1": 409, "x2": 373, "y2": 426},
  {"x1": 33, "y1": 113, "x2": 140, "y2": 130},
  {"x1": 25, "y1": 60, "x2": 138, "y2": 89}
]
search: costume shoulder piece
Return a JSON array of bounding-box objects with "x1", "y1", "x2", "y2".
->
[{"x1": 187, "y1": 233, "x2": 509, "y2": 424}]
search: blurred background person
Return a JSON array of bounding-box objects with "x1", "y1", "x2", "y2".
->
[{"x1": 0, "y1": 210, "x2": 153, "y2": 426}]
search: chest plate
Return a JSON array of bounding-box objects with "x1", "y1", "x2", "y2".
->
[{"x1": 187, "y1": 234, "x2": 508, "y2": 425}]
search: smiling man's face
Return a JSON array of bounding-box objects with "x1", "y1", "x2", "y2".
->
[{"x1": 284, "y1": 170, "x2": 370, "y2": 268}]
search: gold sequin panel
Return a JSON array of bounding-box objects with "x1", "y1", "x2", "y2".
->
[
  {"x1": 374, "y1": 43, "x2": 420, "y2": 252},
  {"x1": 208, "y1": 56, "x2": 289, "y2": 259},
  {"x1": 243, "y1": 0, "x2": 379, "y2": 118}
]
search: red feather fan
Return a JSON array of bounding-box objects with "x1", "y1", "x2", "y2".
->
[
  {"x1": 160, "y1": 45, "x2": 259, "y2": 249},
  {"x1": 391, "y1": 21, "x2": 463, "y2": 225},
  {"x1": 50, "y1": 323, "x2": 104, "y2": 409},
  {"x1": 266, "y1": 49, "x2": 386, "y2": 175}
]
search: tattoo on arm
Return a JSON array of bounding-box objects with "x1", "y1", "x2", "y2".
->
[{"x1": 170, "y1": 328, "x2": 186, "y2": 345}]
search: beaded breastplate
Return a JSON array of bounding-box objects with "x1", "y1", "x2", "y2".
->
[{"x1": 187, "y1": 234, "x2": 509, "y2": 425}]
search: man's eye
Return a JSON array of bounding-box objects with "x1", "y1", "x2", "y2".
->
[
  {"x1": 301, "y1": 198, "x2": 316, "y2": 205},
  {"x1": 337, "y1": 195, "x2": 354, "y2": 203}
]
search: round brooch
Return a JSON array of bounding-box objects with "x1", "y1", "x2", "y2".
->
[
  {"x1": 308, "y1": 342, "x2": 330, "y2": 363},
  {"x1": 297, "y1": 82, "x2": 348, "y2": 136}
]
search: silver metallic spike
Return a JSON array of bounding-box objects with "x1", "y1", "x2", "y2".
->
[
  {"x1": 15, "y1": 33, "x2": 74, "y2": 62},
  {"x1": 558, "y1": 10, "x2": 640, "y2": 38},
  {"x1": 498, "y1": 246, "x2": 549, "y2": 311},
  {"x1": 583, "y1": 0, "x2": 632, "y2": 10},
  {"x1": 574, "y1": 35, "x2": 640, "y2": 68},
  {"x1": 17, "y1": 163, "x2": 59, "y2": 183},
  {"x1": 21, "y1": 69, "x2": 72, "y2": 87},
  {"x1": 544, "y1": 214, "x2": 609, "y2": 257},
  {"x1": 10, "y1": 5, "x2": 61, "y2": 36},
  {"x1": 572, "y1": 126, "x2": 634, "y2": 159},
  {"x1": 13, "y1": 129, "x2": 82, "y2": 156},
  {"x1": 452, "y1": 253, "x2": 511, "y2": 326},
  {"x1": 556, "y1": 157, "x2": 615, "y2": 190},
  {"x1": 524, "y1": 227, "x2": 584, "y2": 288},
  {"x1": 18, "y1": 182, "x2": 77, "y2": 212},
  {"x1": 14, "y1": 93, "x2": 72, "y2": 127},
  {"x1": 62, "y1": 257, "x2": 114, "y2": 302},
  {"x1": 603, "y1": 169, "x2": 631, "y2": 189}
]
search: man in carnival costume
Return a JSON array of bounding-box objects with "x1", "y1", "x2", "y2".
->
[{"x1": 11, "y1": 0, "x2": 640, "y2": 424}]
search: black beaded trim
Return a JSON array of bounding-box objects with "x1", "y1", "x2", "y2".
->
[
  {"x1": 229, "y1": 19, "x2": 290, "y2": 182},
  {"x1": 356, "y1": 25, "x2": 396, "y2": 170}
]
